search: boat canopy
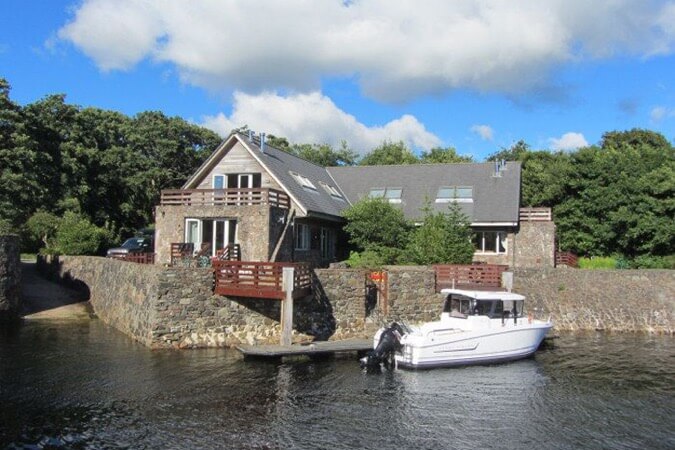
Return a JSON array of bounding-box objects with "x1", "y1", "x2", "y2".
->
[{"x1": 440, "y1": 288, "x2": 525, "y2": 302}]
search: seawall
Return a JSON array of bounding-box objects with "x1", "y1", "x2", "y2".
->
[
  {"x1": 0, "y1": 235, "x2": 21, "y2": 322},
  {"x1": 37, "y1": 256, "x2": 673, "y2": 348}
]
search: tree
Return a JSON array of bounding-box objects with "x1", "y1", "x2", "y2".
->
[
  {"x1": 405, "y1": 202, "x2": 475, "y2": 265},
  {"x1": 26, "y1": 210, "x2": 60, "y2": 250},
  {"x1": 290, "y1": 142, "x2": 357, "y2": 167},
  {"x1": 359, "y1": 140, "x2": 418, "y2": 166},
  {"x1": 555, "y1": 129, "x2": 675, "y2": 257},
  {"x1": 342, "y1": 197, "x2": 411, "y2": 264},
  {"x1": 486, "y1": 140, "x2": 530, "y2": 162},
  {"x1": 420, "y1": 146, "x2": 473, "y2": 164}
]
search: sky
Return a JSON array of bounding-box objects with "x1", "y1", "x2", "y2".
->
[{"x1": 1, "y1": 0, "x2": 675, "y2": 161}]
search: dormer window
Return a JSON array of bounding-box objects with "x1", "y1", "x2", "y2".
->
[
  {"x1": 290, "y1": 172, "x2": 317, "y2": 191},
  {"x1": 320, "y1": 182, "x2": 344, "y2": 200},
  {"x1": 370, "y1": 187, "x2": 402, "y2": 203},
  {"x1": 436, "y1": 186, "x2": 473, "y2": 203}
]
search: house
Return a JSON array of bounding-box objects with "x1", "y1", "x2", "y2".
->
[{"x1": 154, "y1": 131, "x2": 555, "y2": 267}]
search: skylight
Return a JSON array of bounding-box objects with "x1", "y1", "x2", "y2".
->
[
  {"x1": 320, "y1": 182, "x2": 344, "y2": 200},
  {"x1": 436, "y1": 186, "x2": 473, "y2": 203},
  {"x1": 290, "y1": 171, "x2": 317, "y2": 190},
  {"x1": 370, "y1": 187, "x2": 402, "y2": 203}
]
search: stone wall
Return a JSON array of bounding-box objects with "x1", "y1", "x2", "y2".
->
[
  {"x1": 38, "y1": 256, "x2": 674, "y2": 350},
  {"x1": 0, "y1": 235, "x2": 21, "y2": 321},
  {"x1": 514, "y1": 268, "x2": 674, "y2": 334}
]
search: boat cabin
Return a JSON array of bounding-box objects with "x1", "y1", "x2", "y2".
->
[{"x1": 441, "y1": 289, "x2": 525, "y2": 320}]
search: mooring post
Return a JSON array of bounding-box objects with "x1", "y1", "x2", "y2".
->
[{"x1": 280, "y1": 267, "x2": 294, "y2": 346}]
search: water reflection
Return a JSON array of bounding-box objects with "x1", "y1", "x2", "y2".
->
[{"x1": 0, "y1": 320, "x2": 673, "y2": 449}]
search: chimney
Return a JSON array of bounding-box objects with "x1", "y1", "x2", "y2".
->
[{"x1": 260, "y1": 133, "x2": 266, "y2": 153}]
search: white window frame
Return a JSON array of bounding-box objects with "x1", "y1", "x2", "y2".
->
[
  {"x1": 185, "y1": 218, "x2": 237, "y2": 256},
  {"x1": 474, "y1": 230, "x2": 508, "y2": 255},
  {"x1": 213, "y1": 174, "x2": 226, "y2": 189},
  {"x1": 295, "y1": 223, "x2": 310, "y2": 250}
]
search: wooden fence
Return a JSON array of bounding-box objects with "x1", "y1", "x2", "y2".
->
[
  {"x1": 212, "y1": 261, "x2": 312, "y2": 300},
  {"x1": 555, "y1": 251, "x2": 579, "y2": 268},
  {"x1": 160, "y1": 188, "x2": 290, "y2": 209},
  {"x1": 433, "y1": 264, "x2": 509, "y2": 291},
  {"x1": 108, "y1": 253, "x2": 155, "y2": 265}
]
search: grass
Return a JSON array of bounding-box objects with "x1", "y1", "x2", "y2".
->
[
  {"x1": 20, "y1": 253, "x2": 37, "y2": 262},
  {"x1": 578, "y1": 256, "x2": 617, "y2": 269}
]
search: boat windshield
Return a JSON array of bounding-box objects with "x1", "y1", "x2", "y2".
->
[{"x1": 443, "y1": 295, "x2": 524, "y2": 319}]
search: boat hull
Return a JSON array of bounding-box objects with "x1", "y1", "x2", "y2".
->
[{"x1": 387, "y1": 321, "x2": 552, "y2": 370}]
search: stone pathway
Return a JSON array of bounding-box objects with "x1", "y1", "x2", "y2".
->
[{"x1": 20, "y1": 261, "x2": 93, "y2": 320}]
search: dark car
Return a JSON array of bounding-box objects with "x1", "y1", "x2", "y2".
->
[{"x1": 106, "y1": 237, "x2": 154, "y2": 259}]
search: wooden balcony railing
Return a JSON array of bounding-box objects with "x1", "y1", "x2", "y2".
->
[
  {"x1": 213, "y1": 261, "x2": 312, "y2": 300},
  {"x1": 160, "y1": 188, "x2": 290, "y2": 209},
  {"x1": 433, "y1": 264, "x2": 509, "y2": 292},
  {"x1": 215, "y1": 244, "x2": 241, "y2": 261},
  {"x1": 555, "y1": 251, "x2": 579, "y2": 268},
  {"x1": 519, "y1": 207, "x2": 552, "y2": 222}
]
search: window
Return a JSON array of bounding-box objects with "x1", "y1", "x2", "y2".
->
[
  {"x1": 369, "y1": 187, "x2": 402, "y2": 203},
  {"x1": 213, "y1": 175, "x2": 225, "y2": 189},
  {"x1": 320, "y1": 227, "x2": 335, "y2": 259},
  {"x1": 436, "y1": 186, "x2": 473, "y2": 203},
  {"x1": 185, "y1": 218, "x2": 237, "y2": 256},
  {"x1": 320, "y1": 182, "x2": 344, "y2": 200},
  {"x1": 290, "y1": 172, "x2": 317, "y2": 190},
  {"x1": 474, "y1": 231, "x2": 507, "y2": 254},
  {"x1": 295, "y1": 223, "x2": 310, "y2": 250}
]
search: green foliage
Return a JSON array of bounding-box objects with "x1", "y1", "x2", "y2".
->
[
  {"x1": 52, "y1": 211, "x2": 112, "y2": 256},
  {"x1": 578, "y1": 256, "x2": 618, "y2": 269},
  {"x1": 290, "y1": 141, "x2": 357, "y2": 167},
  {"x1": 359, "y1": 140, "x2": 419, "y2": 166},
  {"x1": 26, "y1": 210, "x2": 60, "y2": 249},
  {"x1": 0, "y1": 78, "x2": 221, "y2": 245},
  {"x1": 630, "y1": 255, "x2": 675, "y2": 269},
  {"x1": 345, "y1": 249, "x2": 389, "y2": 268},
  {"x1": 404, "y1": 202, "x2": 474, "y2": 265},
  {"x1": 419, "y1": 146, "x2": 473, "y2": 164},
  {"x1": 342, "y1": 197, "x2": 411, "y2": 252}
]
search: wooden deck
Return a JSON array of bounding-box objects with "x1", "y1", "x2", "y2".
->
[{"x1": 237, "y1": 339, "x2": 372, "y2": 358}]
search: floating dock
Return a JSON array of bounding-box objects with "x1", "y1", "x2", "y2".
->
[{"x1": 236, "y1": 338, "x2": 372, "y2": 359}]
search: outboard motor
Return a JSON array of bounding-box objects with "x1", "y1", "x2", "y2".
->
[{"x1": 360, "y1": 323, "x2": 404, "y2": 371}]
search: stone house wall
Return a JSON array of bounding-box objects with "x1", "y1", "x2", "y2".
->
[
  {"x1": 0, "y1": 235, "x2": 21, "y2": 321},
  {"x1": 513, "y1": 221, "x2": 556, "y2": 268},
  {"x1": 154, "y1": 204, "x2": 291, "y2": 264}
]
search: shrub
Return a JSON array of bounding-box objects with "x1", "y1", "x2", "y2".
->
[
  {"x1": 343, "y1": 197, "x2": 410, "y2": 251},
  {"x1": 630, "y1": 255, "x2": 675, "y2": 269},
  {"x1": 53, "y1": 212, "x2": 111, "y2": 255}
]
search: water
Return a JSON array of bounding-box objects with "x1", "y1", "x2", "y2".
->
[{"x1": 1, "y1": 320, "x2": 673, "y2": 450}]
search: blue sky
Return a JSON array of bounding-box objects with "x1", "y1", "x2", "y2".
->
[{"x1": 2, "y1": 0, "x2": 675, "y2": 160}]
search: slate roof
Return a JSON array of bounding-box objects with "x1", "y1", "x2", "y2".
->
[
  {"x1": 184, "y1": 132, "x2": 521, "y2": 225},
  {"x1": 327, "y1": 162, "x2": 522, "y2": 225}
]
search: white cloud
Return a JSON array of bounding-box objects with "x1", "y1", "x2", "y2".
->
[
  {"x1": 56, "y1": 0, "x2": 675, "y2": 101},
  {"x1": 650, "y1": 105, "x2": 675, "y2": 122},
  {"x1": 548, "y1": 132, "x2": 589, "y2": 151},
  {"x1": 470, "y1": 125, "x2": 494, "y2": 141},
  {"x1": 200, "y1": 91, "x2": 441, "y2": 154}
]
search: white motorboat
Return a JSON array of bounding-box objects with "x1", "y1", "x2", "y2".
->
[{"x1": 362, "y1": 288, "x2": 553, "y2": 370}]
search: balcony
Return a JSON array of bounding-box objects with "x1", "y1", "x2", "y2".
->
[{"x1": 160, "y1": 188, "x2": 290, "y2": 209}]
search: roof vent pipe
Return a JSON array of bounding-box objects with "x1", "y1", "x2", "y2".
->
[
  {"x1": 501, "y1": 159, "x2": 507, "y2": 170},
  {"x1": 494, "y1": 160, "x2": 501, "y2": 177},
  {"x1": 248, "y1": 130, "x2": 254, "y2": 141},
  {"x1": 260, "y1": 133, "x2": 266, "y2": 153}
]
